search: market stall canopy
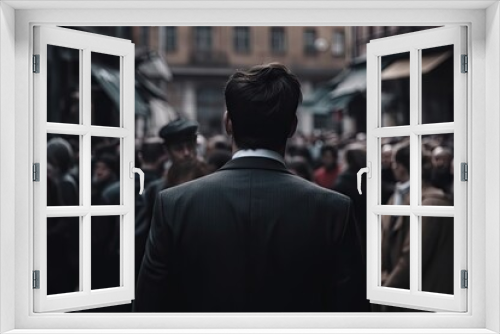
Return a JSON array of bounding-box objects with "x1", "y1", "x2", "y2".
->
[
  {"x1": 91, "y1": 63, "x2": 149, "y2": 117},
  {"x1": 381, "y1": 50, "x2": 452, "y2": 80}
]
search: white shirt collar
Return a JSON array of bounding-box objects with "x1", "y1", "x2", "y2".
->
[{"x1": 232, "y1": 149, "x2": 286, "y2": 165}]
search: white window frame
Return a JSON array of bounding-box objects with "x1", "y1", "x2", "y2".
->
[
  {"x1": 366, "y1": 26, "x2": 467, "y2": 312},
  {"x1": 32, "y1": 26, "x2": 136, "y2": 313},
  {"x1": 0, "y1": 1, "x2": 499, "y2": 333}
]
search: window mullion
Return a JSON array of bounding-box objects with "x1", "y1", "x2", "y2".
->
[
  {"x1": 409, "y1": 47, "x2": 420, "y2": 295},
  {"x1": 82, "y1": 47, "x2": 92, "y2": 295}
]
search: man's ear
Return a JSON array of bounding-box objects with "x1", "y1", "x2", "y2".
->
[
  {"x1": 224, "y1": 111, "x2": 233, "y2": 136},
  {"x1": 288, "y1": 115, "x2": 298, "y2": 138}
]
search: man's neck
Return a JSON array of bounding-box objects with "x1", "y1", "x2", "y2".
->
[{"x1": 232, "y1": 143, "x2": 286, "y2": 158}]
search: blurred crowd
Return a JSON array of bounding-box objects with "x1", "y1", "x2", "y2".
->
[{"x1": 45, "y1": 120, "x2": 455, "y2": 311}]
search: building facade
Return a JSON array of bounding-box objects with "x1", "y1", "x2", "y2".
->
[{"x1": 133, "y1": 26, "x2": 350, "y2": 136}]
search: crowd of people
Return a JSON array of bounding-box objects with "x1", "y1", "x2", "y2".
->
[
  {"x1": 45, "y1": 63, "x2": 455, "y2": 312},
  {"x1": 46, "y1": 123, "x2": 455, "y2": 311}
]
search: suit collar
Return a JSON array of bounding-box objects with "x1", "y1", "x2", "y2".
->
[{"x1": 218, "y1": 157, "x2": 293, "y2": 174}]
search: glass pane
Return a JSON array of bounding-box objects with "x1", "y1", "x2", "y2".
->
[
  {"x1": 91, "y1": 137, "x2": 121, "y2": 206},
  {"x1": 47, "y1": 134, "x2": 80, "y2": 206},
  {"x1": 421, "y1": 134, "x2": 454, "y2": 205},
  {"x1": 420, "y1": 216, "x2": 454, "y2": 295},
  {"x1": 91, "y1": 52, "x2": 121, "y2": 127},
  {"x1": 91, "y1": 215, "x2": 121, "y2": 290},
  {"x1": 47, "y1": 45, "x2": 80, "y2": 124},
  {"x1": 381, "y1": 215, "x2": 410, "y2": 290},
  {"x1": 380, "y1": 137, "x2": 410, "y2": 205},
  {"x1": 47, "y1": 217, "x2": 80, "y2": 295},
  {"x1": 421, "y1": 45, "x2": 454, "y2": 124},
  {"x1": 381, "y1": 52, "x2": 410, "y2": 127}
]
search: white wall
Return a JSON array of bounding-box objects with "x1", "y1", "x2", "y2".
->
[
  {"x1": 485, "y1": 2, "x2": 500, "y2": 333},
  {"x1": 0, "y1": 2, "x2": 16, "y2": 333}
]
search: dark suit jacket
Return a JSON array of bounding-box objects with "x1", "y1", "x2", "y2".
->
[{"x1": 134, "y1": 157, "x2": 369, "y2": 312}]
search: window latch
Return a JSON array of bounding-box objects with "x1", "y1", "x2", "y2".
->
[{"x1": 357, "y1": 162, "x2": 371, "y2": 195}]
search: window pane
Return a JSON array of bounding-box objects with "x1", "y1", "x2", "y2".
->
[
  {"x1": 303, "y1": 28, "x2": 317, "y2": 55},
  {"x1": 332, "y1": 30, "x2": 345, "y2": 57},
  {"x1": 420, "y1": 216, "x2": 454, "y2": 295},
  {"x1": 381, "y1": 215, "x2": 410, "y2": 290},
  {"x1": 91, "y1": 137, "x2": 121, "y2": 206},
  {"x1": 421, "y1": 134, "x2": 454, "y2": 205},
  {"x1": 381, "y1": 52, "x2": 410, "y2": 127},
  {"x1": 47, "y1": 217, "x2": 80, "y2": 295},
  {"x1": 381, "y1": 137, "x2": 410, "y2": 205},
  {"x1": 47, "y1": 45, "x2": 80, "y2": 124},
  {"x1": 91, "y1": 215, "x2": 121, "y2": 290},
  {"x1": 270, "y1": 27, "x2": 286, "y2": 54},
  {"x1": 47, "y1": 134, "x2": 80, "y2": 206},
  {"x1": 165, "y1": 26, "x2": 177, "y2": 52},
  {"x1": 421, "y1": 45, "x2": 454, "y2": 124},
  {"x1": 234, "y1": 27, "x2": 250, "y2": 53},
  {"x1": 195, "y1": 27, "x2": 212, "y2": 52},
  {"x1": 91, "y1": 52, "x2": 121, "y2": 127}
]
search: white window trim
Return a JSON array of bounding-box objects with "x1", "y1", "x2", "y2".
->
[{"x1": 0, "y1": 1, "x2": 498, "y2": 333}]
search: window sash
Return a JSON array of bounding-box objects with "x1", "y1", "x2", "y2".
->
[
  {"x1": 366, "y1": 26, "x2": 467, "y2": 312},
  {"x1": 32, "y1": 25, "x2": 136, "y2": 313}
]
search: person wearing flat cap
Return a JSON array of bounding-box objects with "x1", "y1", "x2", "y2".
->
[
  {"x1": 158, "y1": 119, "x2": 199, "y2": 164},
  {"x1": 134, "y1": 118, "x2": 199, "y2": 281}
]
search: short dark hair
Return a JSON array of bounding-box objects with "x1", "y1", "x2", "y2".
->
[
  {"x1": 395, "y1": 143, "x2": 410, "y2": 174},
  {"x1": 320, "y1": 144, "x2": 338, "y2": 158},
  {"x1": 224, "y1": 63, "x2": 302, "y2": 150}
]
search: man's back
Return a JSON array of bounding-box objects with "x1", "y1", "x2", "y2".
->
[{"x1": 135, "y1": 157, "x2": 368, "y2": 312}]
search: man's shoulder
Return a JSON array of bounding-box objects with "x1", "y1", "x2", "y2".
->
[{"x1": 159, "y1": 168, "x2": 351, "y2": 207}]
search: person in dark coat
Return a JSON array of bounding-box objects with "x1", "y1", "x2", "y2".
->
[
  {"x1": 421, "y1": 152, "x2": 454, "y2": 295},
  {"x1": 134, "y1": 63, "x2": 369, "y2": 312},
  {"x1": 136, "y1": 119, "x2": 199, "y2": 280},
  {"x1": 333, "y1": 143, "x2": 367, "y2": 245}
]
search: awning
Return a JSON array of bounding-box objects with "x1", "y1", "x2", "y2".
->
[
  {"x1": 381, "y1": 51, "x2": 452, "y2": 80},
  {"x1": 302, "y1": 65, "x2": 366, "y2": 115},
  {"x1": 137, "y1": 51, "x2": 173, "y2": 81},
  {"x1": 91, "y1": 64, "x2": 149, "y2": 117},
  {"x1": 330, "y1": 65, "x2": 366, "y2": 99}
]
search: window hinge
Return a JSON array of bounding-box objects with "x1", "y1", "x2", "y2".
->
[
  {"x1": 33, "y1": 270, "x2": 40, "y2": 289},
  {"x1": 461, "y1": 270, "x2": 468, "y2": 289},
  {"x1": 33, "y1": 163, "x2": 40, "y2": 182},
  {"x1": 33, "y1": 54, "x2": 40, "y2": 73},
  {"x1": 461, "y1": 54, "x2": 468, "y2": 73},
  {"x1": 461, "y1": 162, "x2": 468, "y2": 181}
]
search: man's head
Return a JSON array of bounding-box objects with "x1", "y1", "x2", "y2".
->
[
  {"x1": 320, "y1": 144, "x2": 338, "y2": 171},
  {"x1": 431, "y1": 146, "x2": 453, "y2": 170},
  {"x1": 392, "y1": 143, "x2": 410, "y2": 182},
  {"x1": 159, "y1": 119, "x2": 199, "y2": 164},
  {"x1": 224, "y1": 63, "x2": 302, "y2": 152},
  {"x1": 381, "y1": 144, "x2": 393, "y2": 169}
]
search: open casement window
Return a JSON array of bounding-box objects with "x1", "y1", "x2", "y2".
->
[
  {"x1": 33, "y1": 26, "x2": 138, "y2": 312},
  {"x1": 365, "y1": 26, "x2": 467, "y2": 312}
]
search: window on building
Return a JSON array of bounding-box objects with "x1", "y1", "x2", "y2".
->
[
  {"x1": 270, "y1": 27, "x2": 286, "y2": 54},
  {"x1": 194, "y1": 26, "x2": 212, "y2": 52},
  {"x1": 141, "y1": 26, "x2": 149, "y2": 46},
  {"x1": 303, "y1": 28, "x2": 317, "y2": 55},
  {"x1": 233, "y1": 27, "x2": 251, "y2": 54},
  {"x1": 332, "y1": 30, "x2": 345, "y2": 57},
  {"x1": 165, "y1": 26, "x2": 177, "y2": 52}
]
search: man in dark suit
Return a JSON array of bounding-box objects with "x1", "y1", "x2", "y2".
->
[{"x1": 134, "y1": 63, "x2": 369, "y2": 312}]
